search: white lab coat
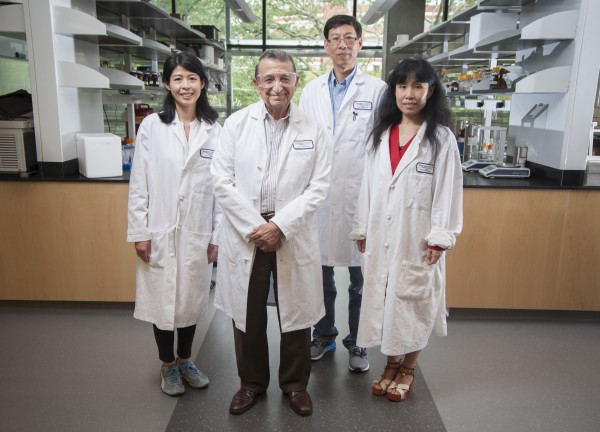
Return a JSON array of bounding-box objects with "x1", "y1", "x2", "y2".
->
[
  {"x1": 299, "y1": 68, "x2": 386, "y2": 266},
  {"x1": 127, "y1": 113, "x2": 222, "y2": 331},
  {"x1": 351, "y1": 123, "x2": 463, "y2": 355},
  {"x1": 211, "y1": 101, "x2": 331, "y2": 333}
]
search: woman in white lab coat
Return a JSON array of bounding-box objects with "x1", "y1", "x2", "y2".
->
[
  {"x1": 351, "y1": 57, "x2": 463, "y2": 402},
  {"x1": 127, "y1": 52, "x2": 221, "y2": 397}
]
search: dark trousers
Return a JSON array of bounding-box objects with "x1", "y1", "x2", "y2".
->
[
  {"x1": 153, "y1": 324, "x2": 196, "y2": 363},
  {"x1": 233, "y1": 247, "x2": 311, "y2": 394}
]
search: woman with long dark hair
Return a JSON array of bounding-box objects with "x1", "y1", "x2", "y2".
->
[
  {"x1": 128, "y1": 52, "x2": 221, "y2": 397},
  {"x1": 351, "y1": 57, "x2": 463, "y2": 402}
]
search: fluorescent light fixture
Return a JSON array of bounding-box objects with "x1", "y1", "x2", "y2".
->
[
  {"x1": 362, "y1": 0, "x2": 400, "y2": 25},
  {"x1": 224, "y1": 0, "x2": 258, "y2": 23}
]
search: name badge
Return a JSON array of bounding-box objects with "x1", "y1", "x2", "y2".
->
[
  {"x1": 293, "y1": 140, "x2": 314, "y2": 150},
  {"x1": 353, "y1": 101, "x2": 372, "y2": 110},
  {"x1": 416, "y1": 163, "x2": 434, "y2": 174},
  {"x1": 200, "y1": 149, "x2": 214, "y2": 159}
]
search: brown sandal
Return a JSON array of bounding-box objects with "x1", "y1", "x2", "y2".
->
[
  {"x1": 387, "y1": 364, "x2": 416, "y2": 402},
  {"x1": 371, "y1": 361, "x2": 400, "y2": 396}
]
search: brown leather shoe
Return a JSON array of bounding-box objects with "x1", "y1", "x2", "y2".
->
[
  {"x1": 229, "y1": 388, "x2": 262, "y2": 415},
  {"x1": 286, "y1": 390, "x2": 313, "y2": 416}
]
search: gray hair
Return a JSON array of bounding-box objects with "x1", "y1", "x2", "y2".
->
[{"x1": 254, "y1": 49, "x2": 297, "y2": 77}]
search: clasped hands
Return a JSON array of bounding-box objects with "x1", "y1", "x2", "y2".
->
[{"x1": 250, "y1": 222, "x2": 283, "y2": 252}]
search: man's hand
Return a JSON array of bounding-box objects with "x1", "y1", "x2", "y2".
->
[{"x1": 250, "y1": 222, "x2": 283, "y2": 252}]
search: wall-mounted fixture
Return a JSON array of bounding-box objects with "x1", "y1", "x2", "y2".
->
[
  {"x1": 224, "y1": 0, "x2": 258, "y2": 23},
  {"x1": 362, "y1": 0, "x2": 399, "y2": 25}
]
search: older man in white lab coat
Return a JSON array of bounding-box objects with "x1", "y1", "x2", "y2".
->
[
  {"x1": 299, "y1": 14, "x2": 386, "y2": 372},
  {"x1": 211, "y1": 50, "x2": 330, "y2": 417}
]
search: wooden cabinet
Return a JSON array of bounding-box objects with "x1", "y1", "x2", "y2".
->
[
  {"x1": 1, "y1": 181, "x2": 599, "y2": 310},
  {"x1": 446, "y1": 188, "x2": 600, "y2": 310},
  {"x1": 0, "y1": 181, "x2": 135, "y2": 301}
]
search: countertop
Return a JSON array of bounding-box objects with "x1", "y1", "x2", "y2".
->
[{"x1": 1, "y1": 168, "x2": 599, "y2": 190}]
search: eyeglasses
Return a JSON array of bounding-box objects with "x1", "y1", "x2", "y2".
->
[
  {"x1": 326, "y1": 36, "x2": 359, "y2": 47},
  {"x1": 256, "y1": 73, "x2": 297, "y2": 89}
]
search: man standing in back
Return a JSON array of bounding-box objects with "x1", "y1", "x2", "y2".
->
[{"x1": 299, "y1": 14, "x2": 386, "y2": 372}]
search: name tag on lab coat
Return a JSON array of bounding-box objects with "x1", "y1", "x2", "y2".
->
[
  {"x1": 416, "y1": 163, "x2": 434, "y2": 174},
  {"x1": 200, "y1": 149, "x2": 214, "y2": 159},
  {"x1": 292, "y1": 140, "x2": 314, "y2": 150},
  {"x1": 353, "y1": 101, "x2": 372, "y2": 110}
]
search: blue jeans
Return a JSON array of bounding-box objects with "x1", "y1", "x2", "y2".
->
[{"x1": 313, "y1": 266, "x2": 364, "y2": 350}]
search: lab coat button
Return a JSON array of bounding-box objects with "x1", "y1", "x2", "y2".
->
[
  {"x1": 384, "y1": 243, "x2": 389, "y2": 248},
  {"x1": 390, "y1": 184, "x2": 395, "y2": 189},
  {"x1": 386, "y1": 215, "x2": 391, "y2": 220},
  {"x1": 170, "y1": 253, "x2": 174, "y2": 257}
]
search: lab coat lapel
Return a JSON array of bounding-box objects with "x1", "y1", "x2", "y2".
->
[
  {"x1": 170, "y1": 113, "x2": 187, "y2": 154},
  {"x1": 277, "y1": 105, "x2": 299, "y2": 173},
  {"x1": 341, "y1": 69, "x2": 361, "y2": 110},
  {"x1": 392, "y1": 123, "x2": 426, "y2": 182},
  {"x1": 250, "y1": 102, "x2": 268, "y2": 163},
  {"x1": 185, "y1": 121, "x2": 211, "y2": 167}
]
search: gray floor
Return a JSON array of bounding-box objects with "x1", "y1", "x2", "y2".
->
[{"x1": 1, "y1": 270, "x2": 599, "y2": 432}]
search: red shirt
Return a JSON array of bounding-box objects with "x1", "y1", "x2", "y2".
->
[{"x1": 389, "y1": 123, "x2": 416, "y2": 175}]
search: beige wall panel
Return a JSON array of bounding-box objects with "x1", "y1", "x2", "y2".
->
[
  {"x1": 0, "y1": 182, "x2": 62, "y2": 300},
  {"x1": 447, "y1": 189, "x2": 600, "y2": 310},
  {"x1": 55, "y1": 183, "x2": 136, "y2": 301}
]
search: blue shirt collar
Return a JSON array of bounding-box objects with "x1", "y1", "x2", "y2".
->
[{"x1": 328, "y1": 66, "x2": 357, "y2": 88}]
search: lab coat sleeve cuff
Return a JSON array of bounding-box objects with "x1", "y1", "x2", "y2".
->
[
  {"x1": 425, "y1": 226, "x2": 456, "y2": 250},
  {"x1": 127, "y1": 230, "x2": 151, "y2": 243},
  {"x1": 349, "y1": 227, "x2": 367, "y2": 241}
]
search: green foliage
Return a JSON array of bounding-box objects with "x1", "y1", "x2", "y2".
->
[{"x1": 149, "y1": 1, "x2": 384, "y2": 110}]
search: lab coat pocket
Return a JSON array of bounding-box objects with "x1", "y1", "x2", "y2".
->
[
  {"x1": 185, "y1": 184, "x2": 214, "y2": 232},
  {"x1": 148, "y1": 231, "x2": 168, "y2": 269},
  {"x1": 396, "y1": 260, "x2": 434, "y2": 300},
  {"x1": 404, "y1": 173, "x2": 433, "y2": 211},
  {"x1": 292, "y1": 230, "x2": 317, "y2": 266},
  {"x1": 185, "y1": 232, "x2": 211, "y2": 268}
]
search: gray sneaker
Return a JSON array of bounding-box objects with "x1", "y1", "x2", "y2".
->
[
  {"x1": 310, "y1": 336, "x2": 336, "y2": 361},
  {"x1": 177, "y1": 359, "x2": 209, "y2": 389},
  {"x1": 348, "y1": 346, "x2": 369, "y2": 372},
  {"x1": 160, "y1": 363, "x2": 185, "y2": 396}
]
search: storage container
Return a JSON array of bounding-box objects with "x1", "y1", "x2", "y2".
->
[{"x1": 76, "y1": 133, "x2": 123, "y2": 178}]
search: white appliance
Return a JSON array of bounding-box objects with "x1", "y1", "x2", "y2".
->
[
  {"x1": 76, "y1": 133, "x2": 123, "y2": 178},
  {"x1": 0, "y1": 120, "x2": 38, "y2": 176},
  {"x1": 478, "y1": 164, "x2": 531, "y2": 178}
]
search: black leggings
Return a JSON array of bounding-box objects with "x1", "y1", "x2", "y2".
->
[{"x1": 153, "y1": 324, "x2": 196, "y2": 363}]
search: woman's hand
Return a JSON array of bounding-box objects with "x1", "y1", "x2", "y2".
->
[
  {"x1": 207, "y1": 244, "x2": 218, "y2": 264},
  {"x1": 425, "y1": 248, "x2": 443, "y2": 265},
  {"x1": 356, "y1": 239, "x2": 366, "y2": 253},
  {"x1": 135, "y1": 240, "x2": 151, "y2": 263}
]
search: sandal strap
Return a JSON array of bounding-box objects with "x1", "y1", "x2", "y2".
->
[
  {"x1": 384, "y1": 361, "x2": 401, "y2": 371},
  {"x1": 398, "y1": 364, "x2": 416, "y2": 376}
]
